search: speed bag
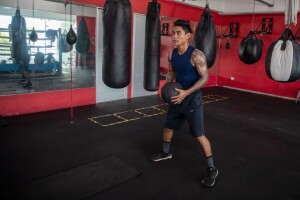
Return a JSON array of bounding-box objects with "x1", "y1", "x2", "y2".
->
[
  {"x1": 265, "y1": 28, "x2": 300, "y2": 82},
  {"x1": 144, "y1": 0, "x2": 161, "y2": 91},
  {"x1": 75, "y1": 17, "x2": 90, "y2": 53},
  {"x1": 238, "y1": 30, "x2": 263, "y2": 64},
  {"x1": 59, "y1": 30, "x2": 73, "y2": 53},
  {"x1": 102, "y1": 0, "x2": 132, "y2": 88},
  {"x1": 193, "y1": 3, "x2": 216, "y2": 69}
]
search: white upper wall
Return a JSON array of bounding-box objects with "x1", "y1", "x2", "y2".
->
[
  {"x1": 0, "y1": 0, "x2": 96, "y2": 20},
  {"x1": 170, "y1": 0, "x2": 300, "y2": 14}
]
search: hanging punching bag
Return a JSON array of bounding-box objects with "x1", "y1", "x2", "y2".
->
[
  {"x1": 238, "y1": 30, "x2": 263, "y2": 64},
  {"x1": 30, "y1": 28, "x2": 38, "y2": 42},
  {"x1": 193, "y1": 3, "x2": 216, "y2": 69},
  {"x1": 59, "y1": 30, "x2": 73, "y2": 53},
  {"x1": 102, "y1": 0, "x2": 132, "y2": 88},
  {"x1": 144, "y1": 0, "x2": 161, "y2": 91},
  {"x1": 67, "y1": 25, "x2": 77, "y2": 45},
  {"x1": 75, "y1": 17, "x2": 90, "y2": 53},
  {"x1": 10, "y1": 8, "x2": 27, "y2": 62},
  {"x1": 265, "y1": 28, "x2": 300, "y2": 82}
]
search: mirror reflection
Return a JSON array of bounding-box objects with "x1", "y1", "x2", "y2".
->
[{"x1": 0, "y1": 4, "x2": 95, "y2": 95}]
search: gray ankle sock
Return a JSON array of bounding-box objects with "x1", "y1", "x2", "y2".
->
[
  {"x1": 162, "y1": 141, "x2": 171, "y2": 154},
  {"x1": 206, "y1": 156, "x2": 215, "y2": 168}
]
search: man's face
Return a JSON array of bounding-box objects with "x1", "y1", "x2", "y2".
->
[{"x1": 172, "y1": 26, "x2": 190, "y2": 47}]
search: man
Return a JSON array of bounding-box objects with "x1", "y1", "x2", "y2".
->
[{"x1": 150, "y1": 19, "x2": 218, "y2": 187}]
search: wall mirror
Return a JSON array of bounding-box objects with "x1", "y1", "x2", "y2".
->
[{"x1": 0, "y1": 2, "x2": 96, "y2": 96}]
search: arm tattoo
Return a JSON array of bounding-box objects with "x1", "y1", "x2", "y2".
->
[
  {"x1": 166, "y1": 52, "x2": 175, "y2": 82},
  {"x1": 186, "y1": 49, "x2": 208, "y2": 95}
]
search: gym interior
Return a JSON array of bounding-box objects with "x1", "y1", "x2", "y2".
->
[{"x1": 0, "y1": 0, "x2": 300, "y2": 199}]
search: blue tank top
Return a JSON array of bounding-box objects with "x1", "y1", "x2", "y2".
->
[{"x1": 171, "y1": 45, "x2": 200, "y2": 90}]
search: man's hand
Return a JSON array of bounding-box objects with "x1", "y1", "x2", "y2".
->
[{"x1": 171, "y1": 88, "x2": 189, "y2": 104}]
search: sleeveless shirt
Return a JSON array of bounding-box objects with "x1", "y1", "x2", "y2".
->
[{"x1": 171, "y1": 45, "x2": 200, "y2": 90}]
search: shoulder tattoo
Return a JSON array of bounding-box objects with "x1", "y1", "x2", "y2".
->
[{"x1": 192, "y1": 49, "x2": 207, "y2": 69}]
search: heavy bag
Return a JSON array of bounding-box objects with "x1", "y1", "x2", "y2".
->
[
  {"x1": 75, "y1": 17, "x2": 90, "y2": 53},
  {"x1": 161, "y1": 82, "x2": 183, "y2": 105},
  {"x1": 265, "y1": 28, "x2": 300, "y2": 82},
  {"x1": 59, "y1": 30, "x2": 73, "y2": 53},
  {"x1": 238, "y1": 30, "x2": 263, "y2": 64},
  {"x1": 102, "y1": 0, "x2": 132, "y2": 88},
  {"x1": 10, "y1": 8, "x2": 27, "y2": 62},
  {"x1": 193, "y1": 3, "x2": 216, "y2": 69},
  {"x1": 144, "y1": 0, "x2": 161, "y2": 91}
]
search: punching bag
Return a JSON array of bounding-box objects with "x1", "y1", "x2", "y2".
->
[
  {"x1": 75, "y1": 17, "x2": 90, "y2": 53},
  {"x1": 10, "y1": 8, "x2": 27, "y2": 62},
  {"x1": 30, "y1": 27, "x2": 38, "y2": 42},
  {"x1": 238, "y1": 30, "x2": 263, "y2": 64},
  {"x1": 59, "y1": 30, "x2": 73, "y2": 53},
  {"x1": 144, "y1": 0, "x2": 161, "y2": 91},
  {"x1": 265, "y1": 28, "x2": 300, "y2": 82},
  {"x1": 66, "y1": 25, "x2": 77, "y2": 45},
  {"x1": 193, "y1": 3, "x2": 216, "y2": 69},
  {"x1": 102, "y1": 0, "x2": 132, "y2": 88}
]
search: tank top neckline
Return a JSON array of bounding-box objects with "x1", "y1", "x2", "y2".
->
[{"x1": 176, "y1": 45, "x2": 192, "y2": 56}]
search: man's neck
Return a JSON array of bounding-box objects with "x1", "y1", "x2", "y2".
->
[{"x1": 177, "y1": 43, "x2": 189, "y2": 55}]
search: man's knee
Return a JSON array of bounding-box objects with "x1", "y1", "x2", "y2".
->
[{"x1": 164, "y1": 128, "x2": 173, "y2": 134}]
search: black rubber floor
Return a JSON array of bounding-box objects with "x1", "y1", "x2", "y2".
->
[{"x1": 1, "y1": 86, "x2": 300, "y2": 200}]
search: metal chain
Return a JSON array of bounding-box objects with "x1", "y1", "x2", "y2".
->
[{"x1": 251, "y1": 0, "x2": 256, "y2": 30}]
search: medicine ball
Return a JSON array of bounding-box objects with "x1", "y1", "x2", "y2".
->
[
  {"x1": 161, "y1": 82, "x2": 183, "y2": 104},
  {"x1": 34, "y1": 52, "x2": 44, "y2": 64}
]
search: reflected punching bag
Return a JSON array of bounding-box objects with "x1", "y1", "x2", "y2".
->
[
  {"x1": 238, "y1": 30, "x2": 263, "y2": 64},
  {"x1": 66, "y1": 1, "x2": 77, "y2": 45},
  {"x1": 30, "y1": 28, "x2": 38, "y2": 42},
  {"x1": 10, "y1": 8, "x2": 28, "y2": 62},
  {"x1": 75, "y1": 17, "x2": 90, "y2": 53},
  {"x1": 193, "y1": 3, "x2": 216, "y2": 68},
  {"x1": 59, "y1": 30, "x2": 73, "y2": 53},
  {"x1": 265, "y1": 28, "x2": 300, "y2": 82},
  {"x1": 144, "y1": 0, "x2": 161, "y2": 91},
  {"x1": 102, "y1": 0, "x2": 132, "y2": 88}
]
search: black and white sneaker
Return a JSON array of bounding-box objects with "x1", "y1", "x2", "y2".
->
[
  {"x1": 201, "y1": 167, "x2": 218, "y2": 187},
  {"x1": 150, "y1": 152, "x2": 172, "y2": 162}
]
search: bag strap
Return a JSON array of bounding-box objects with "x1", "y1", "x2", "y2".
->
[
  {"x1": 280, "y1": 27, "x2": 295, "y2": 51},
  {"x1": 247, "y1": 30, "x2": 256, "y2": 38}
]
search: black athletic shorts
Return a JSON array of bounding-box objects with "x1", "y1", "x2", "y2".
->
[{"x1": 164, "y1": 90, "x2": 204, "y2": 137}]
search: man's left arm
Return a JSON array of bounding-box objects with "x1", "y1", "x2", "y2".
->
[{"x1": 186, "y1": 49, "x2": 208, "y2": 95}]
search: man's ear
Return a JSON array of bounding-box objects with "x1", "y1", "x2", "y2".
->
[{"x1": 186, "y1": 32, "x2": 191, "y2": 39}]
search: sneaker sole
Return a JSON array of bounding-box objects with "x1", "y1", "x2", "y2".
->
[{"x1": 151, "y1": 154, "x2": 172, "y2": 162}]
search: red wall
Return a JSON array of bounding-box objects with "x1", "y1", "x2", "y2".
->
[
  {"x1": 218, "y1": 13, "x2": 300, "y2": 99},
  {"x1": 0, "y1": 88, "x2": 95, "y2": 116}
]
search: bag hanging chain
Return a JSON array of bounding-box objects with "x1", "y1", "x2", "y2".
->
[
  {"x1": 32, "y1": 0, "x2": 35, "y2": 27},
  {"x1": 251, "y1": 0, "x2": 256, "y2": 31}
]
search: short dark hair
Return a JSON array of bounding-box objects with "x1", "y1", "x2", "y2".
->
[{"x1": 174, "y1": 19, "x2": 192, "y2": 33}]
